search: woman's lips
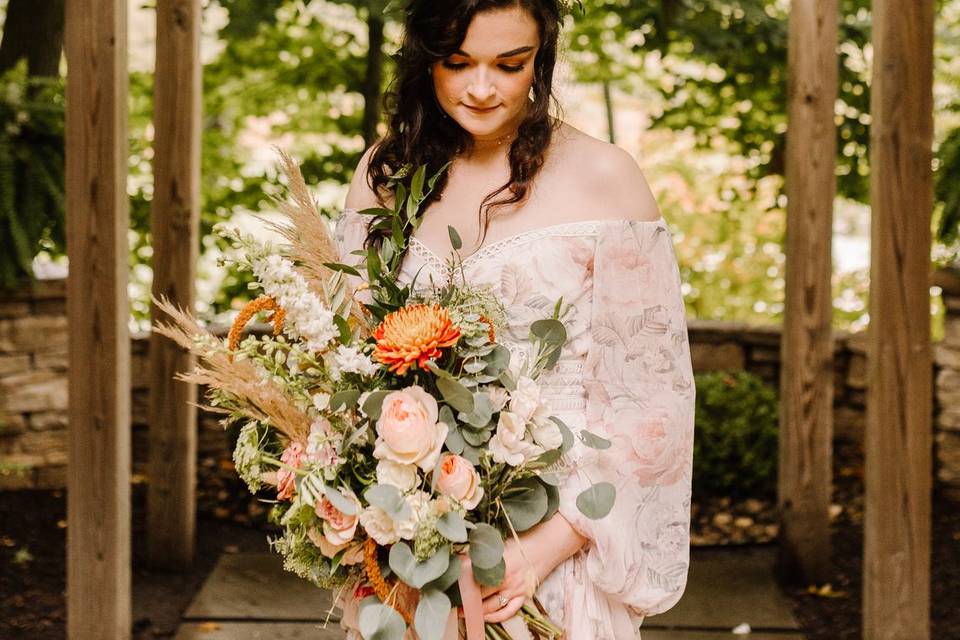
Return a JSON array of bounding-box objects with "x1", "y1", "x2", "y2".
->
[{"x1": 464, "y1": 104, "x2": 499, "y2": 113}]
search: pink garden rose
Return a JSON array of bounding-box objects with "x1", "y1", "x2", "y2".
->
[
  {"x1": 276, "y1": 440, "x2": 306, "y2": 501},
  {"x1": 434, "y1": 454, "x2": 484, "y2": 510},
  {"x1": 374, "y1": 385, "x2": 448, "y2": 472},
  {"x1": 314, "y1": 490, "x2": 361, "y2": 547}
]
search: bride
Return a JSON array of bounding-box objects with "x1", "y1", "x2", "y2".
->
[{"x1": 334, "y1": 0, "x2": 696, "y2": 638}]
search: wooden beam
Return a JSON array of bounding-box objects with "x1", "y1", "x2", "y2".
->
[
  {"x1": 864, "y1": 0, "x2": 934, "y2": 637},
  {"x1": 148, "y1": 0, "x2": 202, "y2": 570},
  {"x1": 778, "y1": 0, "x2": 837, "y2": 586},
  {"x1": 64, "y1": 0, "x2": 131, "y2": 636}
]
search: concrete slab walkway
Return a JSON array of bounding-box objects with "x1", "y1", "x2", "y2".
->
[{"x1": 176, "y1": 546, "x2": 805, "y2": 639}]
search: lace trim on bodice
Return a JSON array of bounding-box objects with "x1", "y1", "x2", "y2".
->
[{"x1": 405, "y1": 217, "x2": 665, "y2": 273}]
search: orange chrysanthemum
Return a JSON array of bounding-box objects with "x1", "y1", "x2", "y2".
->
[
  {"x1": 478, "y1": 313, "x2": 496, "y2": 343},
  {"x1": 372, "y1": 303, "x2": 461, "y2": 376}
]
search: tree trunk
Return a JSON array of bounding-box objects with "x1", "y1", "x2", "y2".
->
[
  {"x1": 0, "y1": 0, "x2": 66, "y2": 77},
  {"x1": 362, "y1": 2, "x2": 385, "y2": 146}
]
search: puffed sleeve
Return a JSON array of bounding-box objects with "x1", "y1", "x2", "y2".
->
[{"x1": 557, "y1": 218, "x2": 696, "y2": 618}]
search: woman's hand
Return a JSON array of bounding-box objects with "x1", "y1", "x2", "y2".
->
[{"x1": 476, "y1": 513, "x2": 589, "y2": 624}]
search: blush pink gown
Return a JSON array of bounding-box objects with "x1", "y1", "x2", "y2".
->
[{"x1": 331, "y1": 208, "x2": 696, "y2": 640}]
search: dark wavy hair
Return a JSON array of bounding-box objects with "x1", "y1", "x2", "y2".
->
[{"x1": 362, "y1": 0, "x2": 565, "y2": 255}]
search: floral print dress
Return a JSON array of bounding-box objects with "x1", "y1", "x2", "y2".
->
[{"x1": 332, "y1": 208, "x2": 696, "y2": 640}]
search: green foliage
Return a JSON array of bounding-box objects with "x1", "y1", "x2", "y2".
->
[
  {"x1": 693, "y1": 370, "x2": 780, "y2": 499},
  {"x1": 0, "y1": 60, "x2": 64, "y2": 289}
]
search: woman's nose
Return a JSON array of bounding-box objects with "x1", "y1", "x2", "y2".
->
[{"x1": 466, "y1": 69, "x2": 496, "y2": 103}]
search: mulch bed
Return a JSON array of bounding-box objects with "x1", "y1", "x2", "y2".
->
[{"x1": 2, "y1": 441, "x2": 958, "y2": 639}]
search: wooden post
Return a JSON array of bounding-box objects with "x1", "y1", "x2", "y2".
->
[
  {"x1": 864, "y1": 0, "x2": 934, "y2": 637},
  {"x1": 148, "y1": 0, "x2": 202, "y2": 570},
  {"x1": 64, "y1": 0, "x2": 131, "y2": 636},
  {"x1": 778, "y1": 0, "x2": 837, "y2": 585}
]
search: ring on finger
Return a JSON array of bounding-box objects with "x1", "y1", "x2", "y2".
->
[{"x1": 497, "y1": 594, "x2": 508, "y2": 608}]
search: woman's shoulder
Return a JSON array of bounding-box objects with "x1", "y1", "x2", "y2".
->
[{"x1": 548, "y1": 121, "x2": 661, "y2": 223}]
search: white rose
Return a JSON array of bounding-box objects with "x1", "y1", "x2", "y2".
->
[
  {"x1": 376, "y1": 459, "x2": 419, "y2": 492},
  {"x1": 530, "y1": 418, "x2": 563, "y2": 450},
  {"x1": 357, "y1": 490, "x2": 428, "y2": 545},
  {"x1": 358, "y1": 505, "x2": 401, "y2": 545},
  {"x1": 509, "y1": 376, "x2": 542, "y2": 422},
  {"x1": 489, "y1": 411, "x2": 543, "y2": 466}
]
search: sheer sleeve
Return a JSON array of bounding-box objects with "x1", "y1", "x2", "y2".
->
[{"x1": 556, "y1": 218, "x2": 696, "y2": 618}]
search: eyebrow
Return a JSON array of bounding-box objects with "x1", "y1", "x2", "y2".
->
[{"x1": 452, "y1": 45, "x2": 536, "y2": 58}]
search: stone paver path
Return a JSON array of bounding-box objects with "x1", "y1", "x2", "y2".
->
[{"x1": 176, "y1": 546, "x2": 804, "y2": 639}]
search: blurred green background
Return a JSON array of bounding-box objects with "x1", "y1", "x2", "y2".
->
[{"x1": 1, "y1": 0, "x2": 959, "y2": 337}]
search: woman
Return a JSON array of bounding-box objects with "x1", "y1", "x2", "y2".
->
[{"x1": 334, "y1": 0, "x2": 695, "y2": 638}]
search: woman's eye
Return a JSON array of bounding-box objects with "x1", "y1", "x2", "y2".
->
[
  {"x1": 499, "y1": 64, "x2": 525, "y2": 73},
  {"x1": 441, "y1": 61, "x2": 468, "y2": 70}
]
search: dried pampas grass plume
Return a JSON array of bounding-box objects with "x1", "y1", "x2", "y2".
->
[
  {"x1": 263, "y1": 146, "x2": 371, "y2": 336},
  {"x1": 152, "y1": 294, "x2": 312, "y2": 442}
]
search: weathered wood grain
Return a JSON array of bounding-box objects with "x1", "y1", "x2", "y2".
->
[
  {"x1": 148, "y1": 0, "x2": 202, "y2": 570},
  {"x1": 64, "y1": 0, "x2": 131, "y2": 636}
]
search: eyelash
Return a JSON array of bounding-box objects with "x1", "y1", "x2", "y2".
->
[{"x1": 440, "y1": 61, "x2": 526, "y2": 73}]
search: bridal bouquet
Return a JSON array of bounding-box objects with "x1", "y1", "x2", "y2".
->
[{"x1": 153, "y1": 151, "x2": 616, "y2": 640}]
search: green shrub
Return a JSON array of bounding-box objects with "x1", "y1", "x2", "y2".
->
[
  {"x1": 0, "y1": 60, "x2": 65, "y2": 290},
  {"x1": 693, "y1": 369, "x2": 780, "y2": 499}
]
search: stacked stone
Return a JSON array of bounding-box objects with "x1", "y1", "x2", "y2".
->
[
  {"x1": 934, "y1": 267, "x2": 960, "y2": 501},
  {"x1": 0, "y1": 280, "x2": 69, "y2": 489}
]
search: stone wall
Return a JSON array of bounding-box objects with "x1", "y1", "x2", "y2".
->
[{"x1": 1, "y1": 275, "x2": 958, "y2": 499}]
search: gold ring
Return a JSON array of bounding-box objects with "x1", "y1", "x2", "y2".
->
[{"x1": 498, "y1": 594, "x2": 508, "y2": 608}]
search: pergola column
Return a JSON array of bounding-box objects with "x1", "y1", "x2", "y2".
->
[
  {"x1": 64, "y1": 0, "x2": 131, "y2": 636},
  {"x1": 148, "y1": 0, "x2": 202, "y2": 569},
  {"x1": 863, "y1": 0, "x2": 935, "y2": 637},
  {"x1": 779, "y1": 0, "x2": 837, "y2": 585}
]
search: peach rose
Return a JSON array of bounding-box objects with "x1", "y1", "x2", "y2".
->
[
  {"x1": 307, "y1": 527, "x2": 364, "y2": 564},
  {"x1": 434, "y1": 454, "x2": 484, "y2": 510},
  {"x1": 276, "y1": 440, "x2": 306, "y2": 501},
  {"x1": 314, "y1": 490, "x2": 361, "y2": 547},
  {"x1": 374, "y1": 385, "x2": 448, "y2": 472}
]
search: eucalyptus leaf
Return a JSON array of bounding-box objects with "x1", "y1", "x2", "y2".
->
[
  {"x1": 414, "y1": 588, "x2": 451, "y2": 640},
  {"x1": 579, "y1": 429, "x2": 612, "y2": 450},
  {"x1": 358, "y1": 597, "x2": 407, "y2": 640},
  {"x1": 501, "y1": 478, "x2": 548, "y2": 532},
  {"x1": 472, "y1": 557, "x2": 505, "y2": 587},
  {"x1": 436, "y1": 511, "x2": 468, "y2": 543},
  {"x1": 550, "y1": 416, "x2": 574, "y2": 455},
  {"x1": 426, "y1": 359, "x2": 455, "y2": 380},
  {"x1": 389, "y1": 542, "x2": 451, "y2": 588},
  {"x1": 484, "y1": 345, "x2": 511, "y2": 374},
  {"x1": 424, "y1": 551, "x2": 462, "y2": 591},
  {"x1": 543, "y1": 483, "x2": 560, "y2": 520},
  {"x1": 436, "y1": 376, "x2": 474, "y2": 413},
  {"x1": 461, "y1": 392, "x2": 492, "y2": 428},
  {"x1": 322, "y1": 484, "x2": 358, "y2": 515},
  {"x1": 461, "y1": 444, "x2": 481, "y2": 465},
  {"x1": 362, "y1": 390, "x2": 392, "y2": 420},
  {"x1": 444, "y1": 425, "x2": 465, "y2": 454},
  {"x1": 468, "y1": 523, "x2": 504, "y2": 569},
  {"x1": 330, "y1": 389, "x2": 361, "y2": 411},
  {"x1": 364, "y1": 484, "x2": 412, "y2": 521},
  {"x1": 460, "y1": 426, "x2": 492, "y2": 447},
  {"x1": 576, "y1": 481, "x2": 616, "y2": 519}
]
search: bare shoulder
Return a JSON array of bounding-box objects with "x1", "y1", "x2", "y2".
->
[
  {"x1": 344, "y1": 143, "x2": 383, "y2": 211},
  {"x1": 550, "y1": 122, "x2": 661, "y2": 223}
]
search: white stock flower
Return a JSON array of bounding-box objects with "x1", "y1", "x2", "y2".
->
[
  {"x1": 486, "y1": 386, "x2": 510, "y2": 413},
  {"x1": 530, "y1": 418, "x2": 563, "y2": 450},
  {"x1": 376, "y1": 459, "x2": 419, "y2": 492},
  {"x1": 251, "y1": 253, "x2": 338, "y2": 352},
  {"x1": 357, "y1": 490, "x2": 428, "y2": 545},
  {"x1": 312, "y1": 392, "x2": 331, "y2": 411},
  {"x1": 332, "y1": 344, "x2": 380, "y2": 378}
]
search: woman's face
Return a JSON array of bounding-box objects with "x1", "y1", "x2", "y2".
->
[{"x1": 431, "y1": 5, "x2": 540, "y2": 142}]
